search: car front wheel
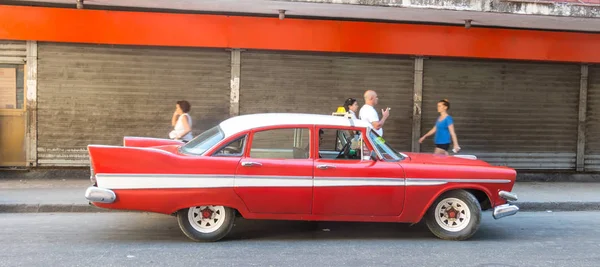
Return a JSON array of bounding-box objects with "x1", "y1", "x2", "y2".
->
[
  {"x1": 425, "y1": 190, "x2": 481, "y2": 241},
  {"x1": 177, "y1": 205, "x2": 235, "y2": 242}
]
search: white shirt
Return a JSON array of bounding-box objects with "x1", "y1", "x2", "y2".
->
[
  {"x1": 172, "y1": 113, "x2": 193, "y2": 141},
  {"x1": 348, "y1": 110, "x2": 358, "y2": 120},
  {"x1": 359, "y1": 104, "x2": 383, "y2": 136}
]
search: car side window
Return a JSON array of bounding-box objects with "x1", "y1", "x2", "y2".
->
[
  {"x1": 213, "y1": 135, "x2": 247, "y2": 157},
  {"x1": 318, "y1": 128, "x2": 363, "y2": 160},
  {"x1": 250, "y1": 128, "x2": 310, "y2": 159}
]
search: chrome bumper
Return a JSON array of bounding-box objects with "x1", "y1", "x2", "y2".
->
[
  {"x1": 85, "y1": 186, "x2": 116, "y2": 203},
  {"x1": 493, "y1": 190, "x2": 519, "y2": 220}
]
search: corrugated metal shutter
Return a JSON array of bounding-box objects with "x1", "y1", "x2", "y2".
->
[
  {"x1": 585, "y1": 65, "x2": 600, "y2": 171},
  {"x1": 239, "y1": 50, "x2": 414, "y2": 150},
  {"x1": 0, "y1": 40, "x2": 26, "y2": 64},
  {"x1": 0, "y1": 40, "x2": 26, "y2": 109},
  {"x1": 37, "y1": 43, "x2": 230, "y2": 166},
  {"x1": 422, "y1": 59, "x2": 580, "y2": 170}
]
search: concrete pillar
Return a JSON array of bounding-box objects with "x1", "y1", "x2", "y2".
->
[
  {"x1": 577, "y1": 64, "x2": 589, "y2": 172},
  {"x1": 411, "y1": 57, "x2": 424, "y2": 152},
  {"x1": 25, "y1": 41, "x2": 38, "y2": 167},
  {"x1": 229, "y1": 49, "x2": 241, "y2": 117}
]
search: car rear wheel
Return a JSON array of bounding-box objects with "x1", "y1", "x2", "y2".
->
[
  {"x1": 425, "y1": 190, "x2": 481, "y2": 241},
  {"x1": 177, "y1": 205, "x2": 235, "y2": 242}
]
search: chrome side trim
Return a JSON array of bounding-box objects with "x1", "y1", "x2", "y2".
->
[
  {"x1": 235, "y1": 177, "x2": 312, "y2": 187},
  {"x1": 96, "y1": 174, "x2": 235, "y2": 179},
  {"x1": 499, "y1": 190, "x2": 518, "y2": 202},
  {"x1": 493, "y1": 204, "x2": 519, "y2": 220},
  {"x1": 85, "y1": 187, "x2": 116, "y2": 203},
  {"x1": 405, "y1": 178, "x2": 512, "y2": 186},
  {"x1": 237, "y1": 175, "x2": 312, "y2": 180},
  {"x1": 405, "y1": 180, "x2": 447, "y2": 186},
  {"x1": 314, "y1": 177, "x2": 404, "y2": 187}
]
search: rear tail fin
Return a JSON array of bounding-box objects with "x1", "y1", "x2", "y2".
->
[
  {"x1": 123, "y1": 136, "x2": 183, "y2": 147},
  {"x1": 87, "y1": 145, "x2": 182, "y2": 175}
]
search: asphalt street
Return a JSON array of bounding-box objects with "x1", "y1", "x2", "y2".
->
[{"x1": 1, "y1": 211, "x2": 599, "y2": 267}]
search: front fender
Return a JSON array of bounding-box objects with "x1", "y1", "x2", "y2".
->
[
  {"x1": 415, "y1": 184, "x2": 494, "y2": 221},
  {"x1": 400, "y1": 183, "x2": 496, "y2": 223}
]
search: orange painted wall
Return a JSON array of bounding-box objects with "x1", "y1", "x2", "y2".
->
[{"x1": 1, "y1": 5, "x2": 599, "y2": 63}]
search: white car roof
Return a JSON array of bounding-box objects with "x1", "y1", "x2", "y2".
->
[{"x1": 219, "y1": 113, "x2": 371, "y2": 137}]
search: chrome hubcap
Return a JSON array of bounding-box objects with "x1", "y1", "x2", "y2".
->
[{"x1": 188, "y1": 205, "x2": 226, "y2": 234}]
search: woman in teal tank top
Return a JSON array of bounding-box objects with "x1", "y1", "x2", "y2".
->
[{"x1": 418, "y1": 99, "x2": 461, "y2": 155}]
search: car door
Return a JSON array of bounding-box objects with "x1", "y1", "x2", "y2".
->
[
  {"x1": 312, "y1": 126, "x2": 405, "y2": 216},
  {"x1": 234, "y1": 126, "x2": 314, "y2": 214}
]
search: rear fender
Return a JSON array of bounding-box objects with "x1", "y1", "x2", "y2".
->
[
  {"x1": 88, "y1": 145, "x2": 247, "y2": 214},
  {"x1": 93, "y1": 188, "x2": 251, "y2": 216}
]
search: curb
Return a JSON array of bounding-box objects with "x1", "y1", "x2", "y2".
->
[
  {"x1": 1, "y1": 202, "x2": 599, "y2": 213},
  {"x1": 0, "y1": 204, "x2": 125, "y2": 213},
  {"x1": 516, "y1": 173, "x2": 600, "y2": 183},
  {"x1": 516, "y1": 202, "x2": 600, "y2": 212}
]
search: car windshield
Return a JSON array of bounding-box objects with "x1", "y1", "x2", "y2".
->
[
  {"x1": 180, "y1": 125, "x2": 224, "y2": 155},
  {"x1": 367, "y1": 129, "x2": 403, "y2": 162}
]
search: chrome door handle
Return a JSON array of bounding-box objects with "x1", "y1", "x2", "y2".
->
[
  {"x1": 316, "y1": 164, "x2": 336, "y2": 170},
  {"x1": 241, "y1": 161, "x2": 262, "y2": 167}
]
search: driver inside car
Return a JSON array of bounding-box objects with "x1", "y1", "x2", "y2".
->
[{"x1": 333, "y1": 130, "x2": 360, "y2": 160}]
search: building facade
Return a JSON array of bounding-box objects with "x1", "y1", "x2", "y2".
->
[{"x1": 0, "y1": 1, "x2": 599, "y2": 171}]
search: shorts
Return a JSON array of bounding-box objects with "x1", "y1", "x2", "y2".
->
[{"x1": 435, "y1": 143, "x2": 450, "y2": 151}]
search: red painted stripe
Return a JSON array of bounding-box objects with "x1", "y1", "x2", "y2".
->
[{"x1": 0, "y1": 5, "x2": 599, "y2": 63}]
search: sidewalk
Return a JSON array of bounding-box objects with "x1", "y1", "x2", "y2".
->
[
  {"x1": 1, "y1": 179, "x2": 599, "y2": 213},
  {"x1": 0, "y1": 179, "x2": 97, "y2": 213}
]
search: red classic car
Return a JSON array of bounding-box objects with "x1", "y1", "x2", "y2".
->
[{"x1": 85, "y1": 113, "x2": 519, "y2": 242}]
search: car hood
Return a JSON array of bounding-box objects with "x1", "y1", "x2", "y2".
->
[{"x1": 402, "y1": 152, "x2": 491, "y2": 167}]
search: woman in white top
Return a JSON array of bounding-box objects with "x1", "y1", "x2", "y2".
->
[
  {"x1": 343, "y1": 97, "x2": 359, "y2": 120},
  {"x1": 169, "y1": 100, "x2": 193, "y2": 142}
]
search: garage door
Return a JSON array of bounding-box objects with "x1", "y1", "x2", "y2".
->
[
  {"x1": 37, "y1": 43, "x2": 231, "y2": 166},
  {"x1": 585, "y1": 65, "x2": 600, "y2": 171},
  {"x1": 0, "y1": 40, "x2": 26, "y2": 64},
  {"x1": 239, "y1": 50, "x2": 414, "y2": 151},
  {"x1": 422, "y1": 58, "x2": 580, "y2": 170}
]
